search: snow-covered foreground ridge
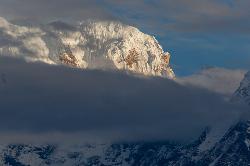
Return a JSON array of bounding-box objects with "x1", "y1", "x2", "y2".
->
[{"x1": 0, "y1": 17, "x2": 175, "y2": 78}]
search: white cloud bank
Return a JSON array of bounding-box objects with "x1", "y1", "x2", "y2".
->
[{"x1": 177, "y1": 67, "x2": 247, "y2": 97}]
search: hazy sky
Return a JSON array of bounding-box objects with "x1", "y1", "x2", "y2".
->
[{"x1": 0, "y1": 0, "x2": 249, "y2": 75}]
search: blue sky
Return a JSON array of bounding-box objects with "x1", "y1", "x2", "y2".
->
[{"x1": 160, "y1": 33, "x2": 250, "y2": 75}]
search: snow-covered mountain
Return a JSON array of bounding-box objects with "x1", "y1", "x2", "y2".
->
[
  {"x1": 0, "y1": 122, "x2": 249, "y2": 166},
  {"x1": 232, "y1": 71, "x2": 250, "y2": 105},
  {"x1": 0, "y1": 17, "x2": 174, "y2": 78}
]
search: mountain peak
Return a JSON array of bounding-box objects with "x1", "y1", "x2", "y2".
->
[
  {"x1": 0, "y1": 17, "x2": 175, "y2": 78},
  {"x1": 231, "y1": 71, "x2": 250, "y2": 105}
]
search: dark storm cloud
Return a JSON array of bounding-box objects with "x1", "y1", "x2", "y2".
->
[{"x1": 0, "y1": 57, "x2": 246, "y2": 143}]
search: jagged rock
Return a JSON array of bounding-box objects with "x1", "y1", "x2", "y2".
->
[{"x1": 59, "y1": 45, "x2": 81, "y2": 67}]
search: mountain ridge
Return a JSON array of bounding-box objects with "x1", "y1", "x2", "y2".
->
[{"x1": 232, "y1": 71, "x2": 250, "y2": 105}]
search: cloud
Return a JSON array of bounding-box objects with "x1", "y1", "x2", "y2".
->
[
  {"x1": 177, "y1": 67, "x2": 247, "y2": 97},
  {"x1": 0, "y1": 57, "x2": 246, "y2": 144},
  {"x1": 0, "y1": 0, "x2": 115, "y2": 23},
  {"x1": 103, "y1": 0, "x2": 250, "y2": 34},
  {"x1": 0, "y1": 17, "x2": 54, "y2": 64},
  {"x1": 1, "y1": 0, "x2": 249, "y2": 34}
]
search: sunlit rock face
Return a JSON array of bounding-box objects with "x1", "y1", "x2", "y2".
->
[
  {"x1": 232, "y1": 71, "x2": 250, "y2": 105},
  {"x1": 0, "y1": 17, "x2": 175, "y2": 78}
]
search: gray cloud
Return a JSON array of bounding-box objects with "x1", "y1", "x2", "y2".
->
[
  {"x1": 103, "y1": 0, "x2": 250, "y2": 34},
  {"x1": 0, "y1": 57, "x2": 246, "y2": 144},
  {"x1": 1, "y1": 0, "x2": 249, "y2": 34},
  {"x1": 0, "y1": 0, "x2": 115, "y2": 24}
]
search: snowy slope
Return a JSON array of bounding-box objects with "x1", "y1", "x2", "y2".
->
[
  {"x1": 232, "y1": 71, "x2": 250, "y2": 105},
  {"x1": 0, "y1": 17, "x2": 175, "y2": 78},
  {"x1": 0, "y1": 124, "x2": 248, "y2": 166}
]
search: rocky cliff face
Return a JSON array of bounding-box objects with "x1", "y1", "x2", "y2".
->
[{"x1": 0, "y1": 17, "x2": 175, "y2": 78}]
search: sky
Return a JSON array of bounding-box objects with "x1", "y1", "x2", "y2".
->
[{"x1": 0, "y1": 0, "x2": 249, "y2": 75}]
